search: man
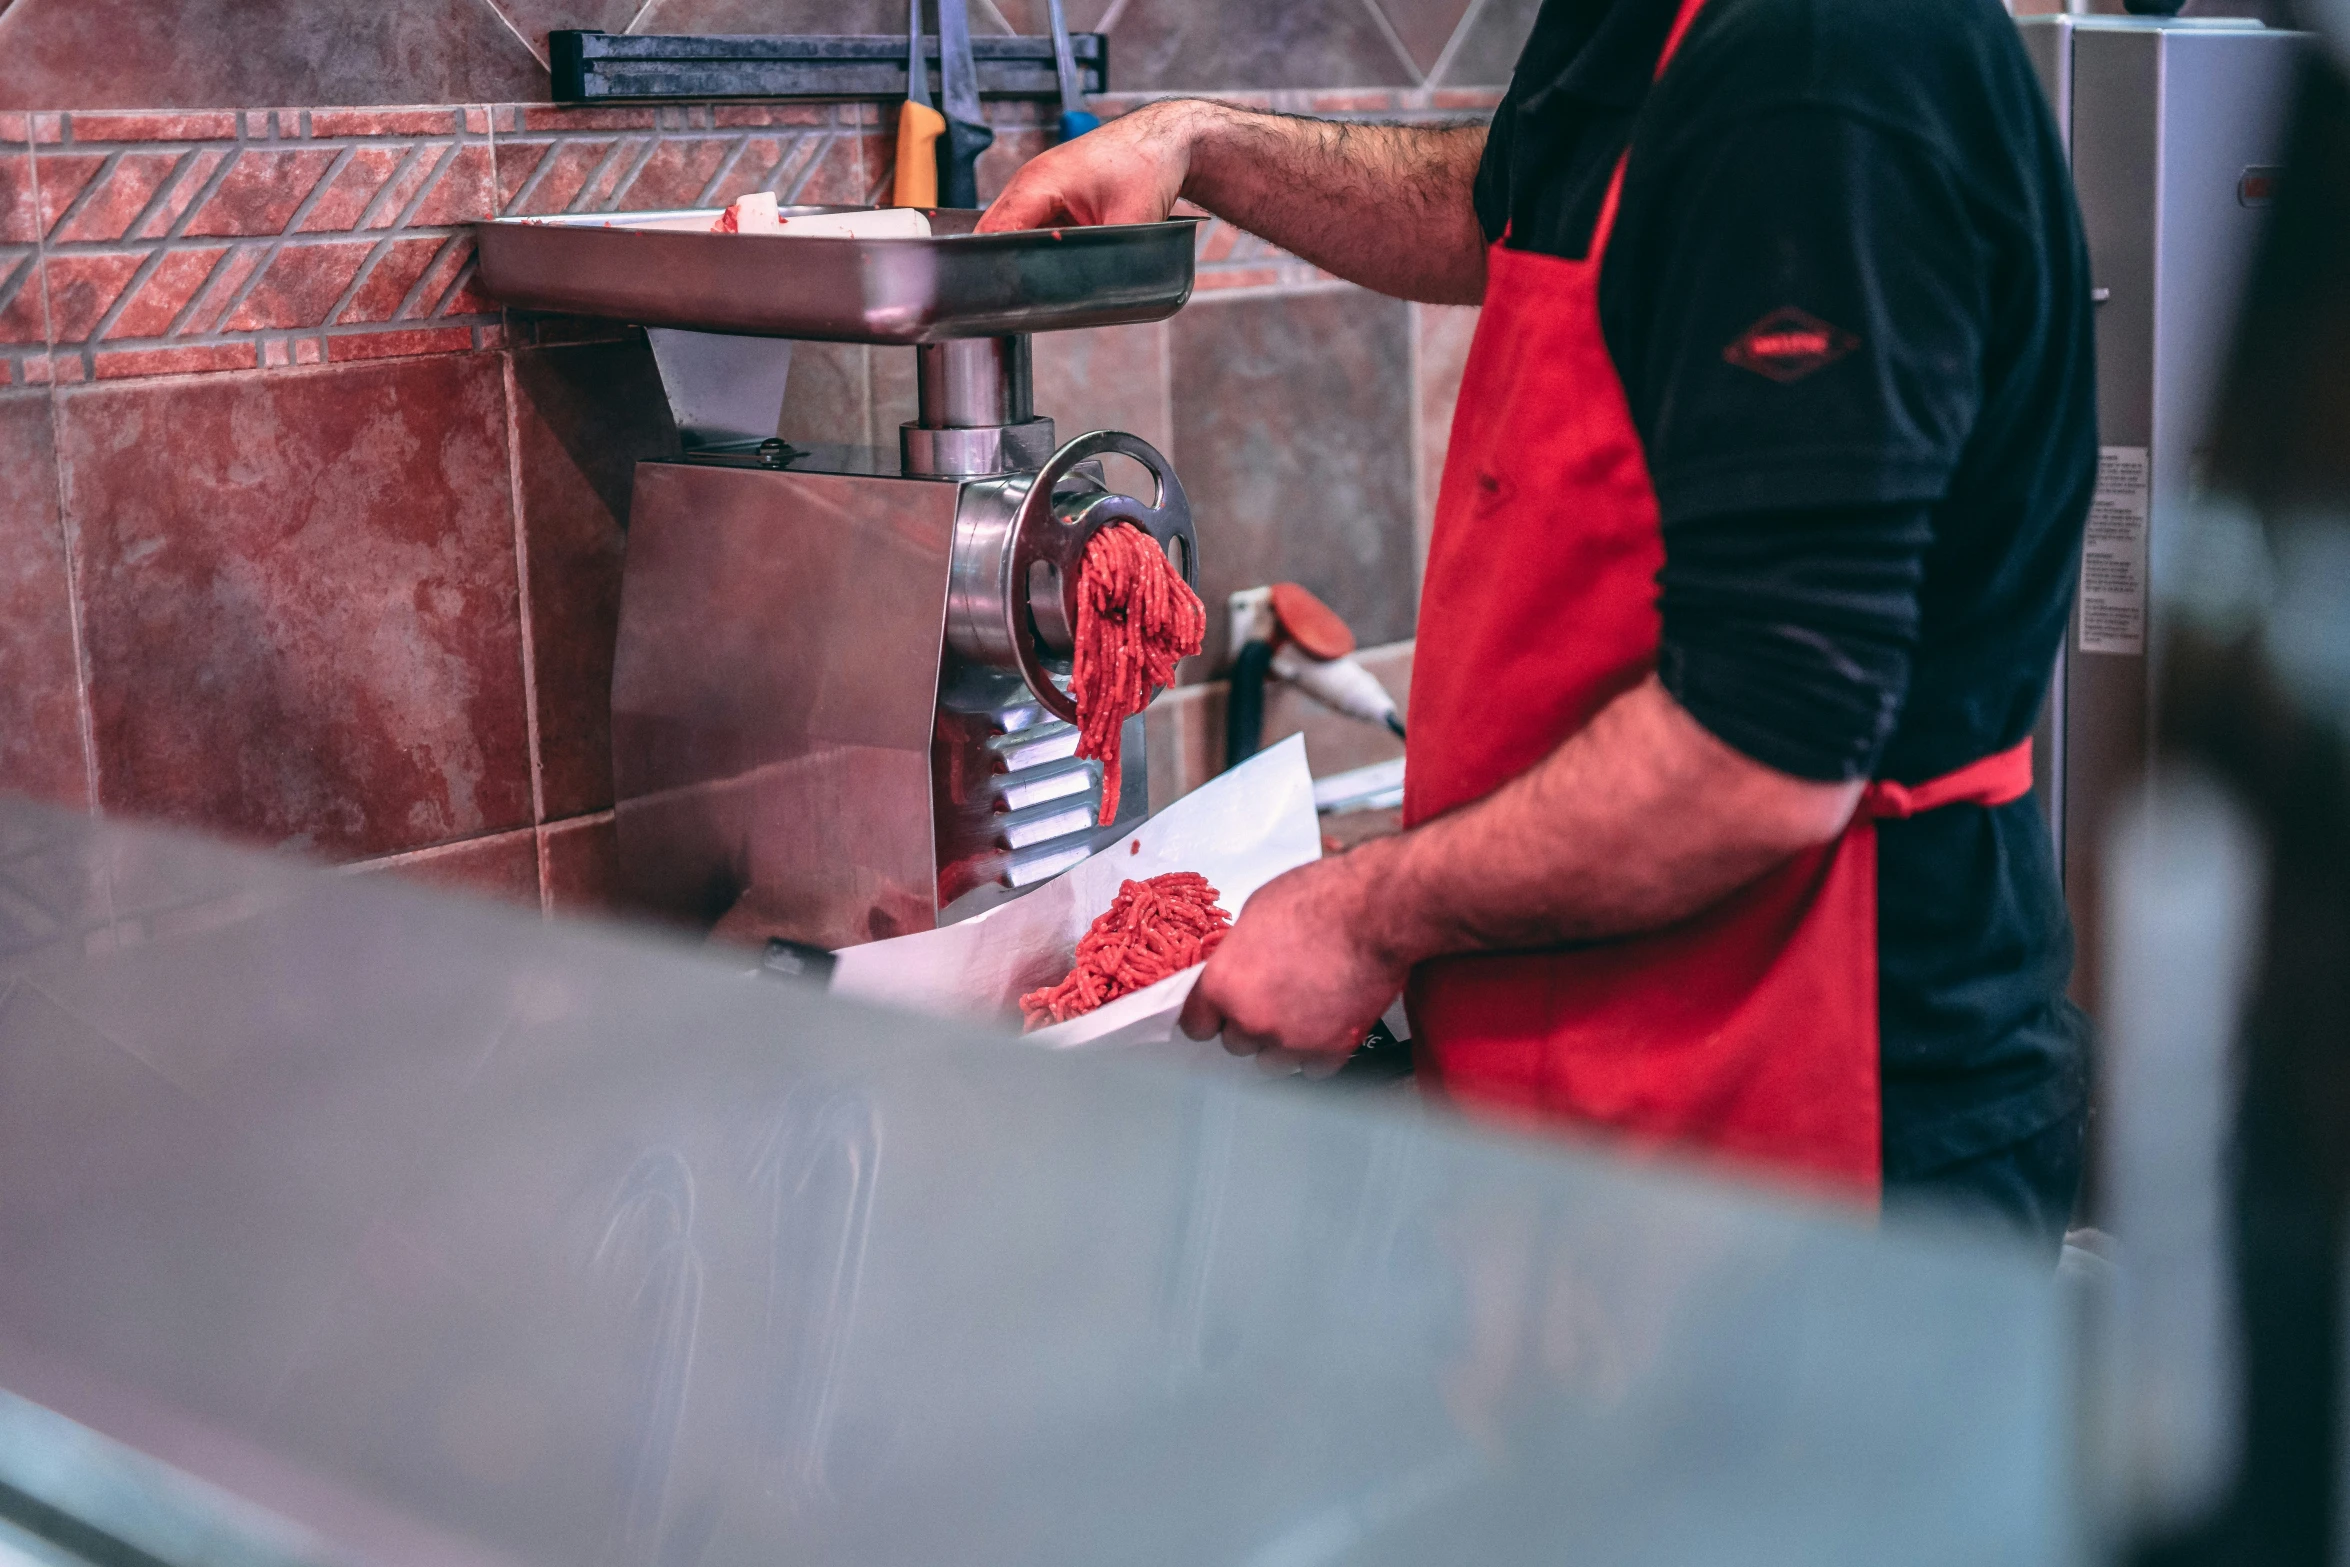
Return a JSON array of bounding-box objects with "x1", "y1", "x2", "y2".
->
[{"x1": 981, "y1": 0, "x2": 2094, "y2": 1243}]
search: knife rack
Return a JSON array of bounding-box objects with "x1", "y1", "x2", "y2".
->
[{"x1": 551, "y1": 31, "x2": 1108, "y2": 104}]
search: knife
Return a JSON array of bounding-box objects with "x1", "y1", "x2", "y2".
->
[
  {"x1": 934, "y1": 0, "x2": 994, "y2": 207},
  {"x1": 894, "y1": 0, "x2": 944, "y2": 207},
  {"x1": 1047, "y1": 0, "x2": 1100, "y2": 140}
]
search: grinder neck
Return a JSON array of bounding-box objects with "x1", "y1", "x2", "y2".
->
[{"x1": 903, "y1": 334, "x2": 1058, "y2": 478}]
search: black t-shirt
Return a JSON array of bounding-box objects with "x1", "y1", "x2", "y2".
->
[{"x1": 1474, "y1": 0, "x2": 2095, "y2": 1174}]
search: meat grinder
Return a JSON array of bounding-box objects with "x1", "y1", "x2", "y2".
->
[{"x1": 475, "y1": 208, "x2": 1200, "y2": 949}]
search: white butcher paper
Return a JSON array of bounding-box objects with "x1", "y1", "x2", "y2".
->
[{"x1": 829, "y1": 734, "x2": 1322, "y2": 1054}]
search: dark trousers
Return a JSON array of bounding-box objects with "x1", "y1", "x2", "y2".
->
[{"x1": 1884, "y1": 1106, "x2": 2088, "y2": 1260}]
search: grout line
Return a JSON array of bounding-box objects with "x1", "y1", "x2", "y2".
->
[
  {"x1": 191, "y1": 141, "x2": 366, "y2": 344},
  {"x1": 388, "y1": 233, "x2": 470, "y2": 322},
  {"x1": 1095, "y1": 0, "x2": 1132, "y2": 37},
  {"x1": 351, "y1": 141, "x2": 429, "y2": 231},
  {"x1": 1155, "y1": 315, "x2": 1174, "y2": 464},
  {"x1": 319, "y1": 234, "x2": 399, "y2": 329},
  {"x1": 339, "y1": 824, "x2": 539, "y2": 872},
  {"x1": 1356, "y1": 0, "x2": 1427, "y2": 89},
  {"x1": 565, "y1": 137, "x2": 632, "y2": 214},
  {"x1": 598, "y1": 134, "x2": 661, "y2": 212},
  {"x1": 694, "y1": 136, "x2": 750, "y2": 207},
  {"x1": 25, "y1": 134, "x2": 102, "y2": 819},
  {"x1": 1425, "y1": 0, "x2": 1490, "y2": 89},
  {"x1": 477, "y1": 0, "x2": 551, "y2": 69},
  {"x1": 622, "y1": 0, "x2": 662, "y2": 33},
  {"x1": 499, "y1": 354, "x2": 550, "y2": 848},
  {"x1": 40, "y1": 149, "x2": 124, "y2": 243}
]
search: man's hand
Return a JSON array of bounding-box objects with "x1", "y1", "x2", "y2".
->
[
  {"x1": 1180, "y1": 678, "x2": 1863, "y2": 1060},
  {"x1": 975, "y1": 100, "x2": 1490, "y2": 305},
  {"x1": 1178, "y1": 850, "x2": 1408, "y2": 1074},
  {"x1": 978, "y1": 101, "x2": 1201, "y2": 233}
]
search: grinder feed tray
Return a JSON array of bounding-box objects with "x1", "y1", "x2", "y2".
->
[{"x1": 473, "y1": 207, "x2": 1198, "y2": 343}]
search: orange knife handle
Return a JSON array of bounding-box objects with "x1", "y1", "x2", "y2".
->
[{"x1": 895, "y1": 100, "x2": 945, "y2": 207}]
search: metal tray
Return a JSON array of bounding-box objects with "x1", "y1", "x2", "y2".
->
[{"x1": 472, "y1": 207, "x2": 1198, "y2": 343}]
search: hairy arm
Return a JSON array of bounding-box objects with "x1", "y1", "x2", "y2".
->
[
  {"x1": 1179, "y1": 677, "x2": 1864, "y2": 1063},
  {"x1": 976, "y1": 99, "x2": 1489, "y2": 305}
]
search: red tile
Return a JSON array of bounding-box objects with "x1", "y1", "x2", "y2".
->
[
  {"x1": 222, "y1": 240, "x2": 375, "y2": 332},
  {"x1": 179, "y1": 147, "x2": 339, "y2": 238},
  {"x1": 611, "y1": 138, "x2": 730, "y2": 212},
  {"x1": 0, "y1": 254, "x2": 44, "y2": 346},
  {"x1": 0, "y1": 390, "x2": 90, "y2": 807},
  {"x1": 0, "y1": 143, "x2": 37, "y2": 247},
  {"x1": 175, "y1": 245, "x2": 268, "y2": 335},
  {"x1": 61, "y1": 111, "x2": 241, "y2": 143},
  {"x1": 335, "y1": 236, "x2": 445, "y2": 323},
  {"x1": 32, "y1": 151, "x2": 106, "y2": 238},
  {"x1": 102, "y1": 245, "x2": 228, "y2": 339},
  {"x1": 508, "y1": 339, "x2": 679, "y2": 818},
  {"x1": 403, "y1": 238, "x2": 473, "y2": 316},
  {"x1": 516, "y1": 106, "x2": 660, "y2": 134},
  {"x1": 323, "y1": 325, "x2": 475, "y2": 361},
  {"x1": 0, "y1": 0, "x2": 546, "y2": 113},
  {"x1": 502, "y1": 138, "x2": 615, "y2": 216},
  {"x1": 0, "y1": 115, "x2": 27, "y2": 143},
  {"x1": 29, "y1": 115, "x2": 62, "y2": 145},
  {"x1": 356, "y1": 144, "x2": 442, "y2": 230},
  {"x1": 406, "y1": 141, "x2": 496, "y2": 228},
  {"x1": 42, "y1": 252, "x2": 143, "y2": 342},
  {"x1": 90, "y1": 342, "x2": 260, "y2": 379},
  {"x1": 491, "y1": 139, "x2": 552, "y2": 214},
  {"x1": 707, "y1": 136, "x2": 803, "y2": 208},
  {"x1": 354, "y1": 829, "x2": 542, "y2": 907},
  {"x1": 1193, "y1": 266, "x2": 1283, "y2": 291},
  {"x1": 306, "y1": 107, "x2": 469, "y2": 139},
  {"x1": 541, "y1": 814, "x2": 620, "y2": 917},
  {"x1": 576, "y1": 137, "x2": 655, "y2": 211},
  {"x1": 60, "y1": 354, "x2": 531, "y2": 857},
  {"x1": 1429, "y1": 87, "x2": 1505, "y2": 110},
  {"x1": 52, "y1": 150, "x2": 184, "y2": 244},
  {"x1": 712, "y1": 104, "x2": 827, "y2": 129},
  {"x1": 295, "y1": 145, "x2": 407, "y2": 233},
  {"x1": 433, "y1": 264, "x2": 495, "y2": 319},
  {"x1": 791, "y1": 135, "x2": 869, "y2": 207},
  {"x1": 128, "y1": 147, "x2": 228, "y2": 239},
  {"x1": 1033, "y1": 320, "x2": 1173, "y2": 456}
]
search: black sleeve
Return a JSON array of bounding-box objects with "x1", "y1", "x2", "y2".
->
[
  {"x1": 1606, "y1": 106, "x2": 1989, "y2": 522},
  {"x1": 1606, "y1": 106, "x2": 1986, "y2": 780},
  {"x1": 1657, "y1": 501, "x2": 1929, "y2": 782}
]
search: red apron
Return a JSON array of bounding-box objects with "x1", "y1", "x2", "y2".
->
[{"x1": 1402, "y1": 0, "x2": 2032, "y2": 1200}]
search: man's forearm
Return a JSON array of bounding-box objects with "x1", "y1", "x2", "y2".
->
[
  {"x1": 1349, "y1": 676, "x2": 1863, "y2": 966},
  {"x1": 1173, "y1": 101, "x2": 1489, "y2": 305}
]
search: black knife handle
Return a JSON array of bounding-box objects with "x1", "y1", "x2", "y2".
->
[{"x1": 937, "y1": 115, "x2": 994, "y2": 208}]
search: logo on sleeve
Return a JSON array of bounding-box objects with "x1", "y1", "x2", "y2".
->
[{"x1": 1723, "y1": 306, "x2": 1859, "y2": 383}]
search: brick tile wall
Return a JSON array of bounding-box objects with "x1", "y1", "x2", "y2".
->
[{"x1": 0, "y1": 0, "x2": 1518, "y2": 917}]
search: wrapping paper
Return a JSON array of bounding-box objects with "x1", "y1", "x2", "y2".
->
[{"x1": 829, "y1": 735, "x2": 1322, "y2": 1054}]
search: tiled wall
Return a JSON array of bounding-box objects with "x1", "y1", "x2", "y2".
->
[{"x1": 0, "y1": 0, "x2": 1525, "y2": 916}]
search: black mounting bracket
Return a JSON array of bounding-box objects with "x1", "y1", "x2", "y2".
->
[{"x1": 551, "y1": 31, "x2": 1110, "y2": 104}]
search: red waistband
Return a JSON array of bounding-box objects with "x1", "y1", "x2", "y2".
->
[{"x1": 1859, "y1": 739, "x2": 2034, "y2": 821}]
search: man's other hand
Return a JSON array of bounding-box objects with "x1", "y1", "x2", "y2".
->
[
  {"x1": 976, "y1": 101, "x2": 1201, "y2": 232},
  {"x1": 1178, "y1": 852, "x2": 1407, "y2": 1076}
]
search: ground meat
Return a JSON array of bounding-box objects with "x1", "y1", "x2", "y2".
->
[
  {"x1": 1020, "y1": 872, "x2": 1234, "y2": 1028},
  {"x1": 1072, "y1": 524, "x2": 1205, "y2": 825}
]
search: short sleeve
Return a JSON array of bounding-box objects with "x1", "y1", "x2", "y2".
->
[{"x1": 1603, "y1": 107, "x2": 1989, "y2": 525}]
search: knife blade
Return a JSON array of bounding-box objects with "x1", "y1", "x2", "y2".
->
[
  {"x1": 1047, "y1": 0, "x2": 1100, "y2": 140},
  {"x1": 934, "y1": 0, "x2": 993, "y2": 207}
]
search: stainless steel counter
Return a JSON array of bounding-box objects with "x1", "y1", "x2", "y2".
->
[{"x1": 0, "y1": 799, "x2": 2072, "y2": 1567}]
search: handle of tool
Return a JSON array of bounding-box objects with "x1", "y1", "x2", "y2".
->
[
  {"x1": 936, "y1": 115, "x2": 994, "y2": 208},
  {"x1": 1057, "y1": 108, "x2": 1100, "y2": 141},
  {"x1": 895, "y1": 99, "x2": 945, "y2": 208}
]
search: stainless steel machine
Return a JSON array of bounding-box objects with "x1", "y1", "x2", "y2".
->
[
  {"x1": 2017, "y1": 15, "x2": 2311, "y2": 1002},
  {"x1": 477, "y1": 210, "x2": 1200, "y2": 948}
]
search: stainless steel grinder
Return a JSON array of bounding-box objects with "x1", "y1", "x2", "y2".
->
[{"x1": 476, "y1": 208, "x2": 1200, "y2": 948}]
